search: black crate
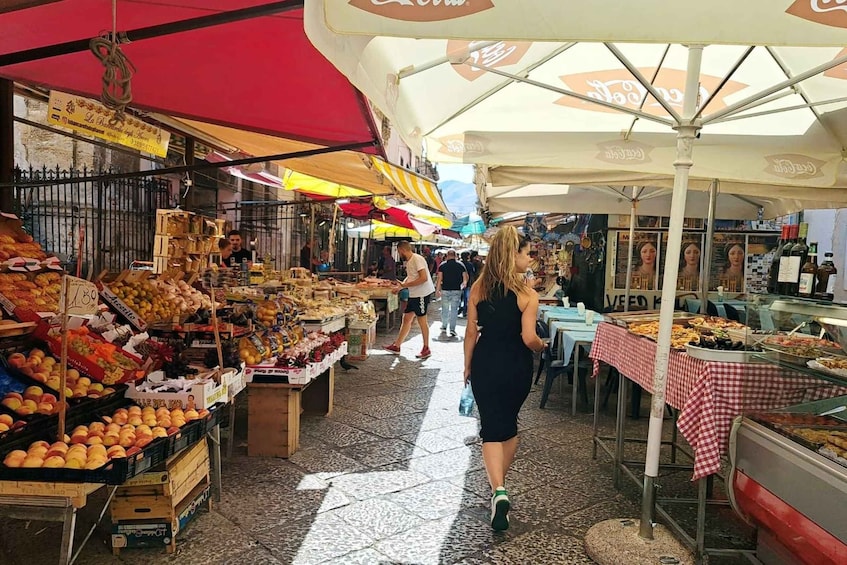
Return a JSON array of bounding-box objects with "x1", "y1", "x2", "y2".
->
[{"x1": 0, "y1": 396, "x2": 168, "y2": 484}]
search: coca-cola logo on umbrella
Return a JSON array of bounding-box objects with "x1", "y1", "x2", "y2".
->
[
  {"x1": 437, "y1": 134, "x2": 488, "y2": 157},
  {"x1": 787, "y1": 0, "x2": 847, "y2": 29},
  {"x1": 824, "y1": 47, "x2": 847, "y2": 79},
  {"x1": 447, "y1": 40, "x2": 532, "y2": 81},
  {"x1": 556, "y1": 68, "x2": 747, "y2": 117},
  {"x1": 596, "y1": 140, "x2": 654, "y2": 165},
  {"x1": 764, "y1": 153, "x2": 826, "y2": 179},
  {"x1": 348, "y1": 0, "x2": 495, "y2": 22}
]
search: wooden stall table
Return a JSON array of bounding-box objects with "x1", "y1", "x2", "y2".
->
[
  {"x1": 0, "y1": 481, "x2": 115, "y2": 565},
  {"x1": 246, "y1": 365, "x2": 336, "y2": 458},
  {"x1": 360, "y1": 289, "x2": 399, "y2": 332}
]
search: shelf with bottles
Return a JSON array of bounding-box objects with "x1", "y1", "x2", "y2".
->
[{"x1": 767, "y1": 221, "x2": 837, "y2": 301}]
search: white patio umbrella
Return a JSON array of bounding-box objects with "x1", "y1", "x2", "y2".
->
[{"x1": 305, "y1": 0, "x2": 847, "y2": 542}]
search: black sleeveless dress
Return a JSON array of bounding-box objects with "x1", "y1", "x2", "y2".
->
[{"x1": 470, "y1": 287, "x2": 533, "y2": 443}]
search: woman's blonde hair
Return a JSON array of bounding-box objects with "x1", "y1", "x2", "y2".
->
[{"x1": 475, "y1": 225, "x2": 530, "y2": 303}]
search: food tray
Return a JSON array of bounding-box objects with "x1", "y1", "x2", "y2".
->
[
  {"x1": 685, "y1": 344, "x2": 763, "y2": 364},
  {"x1": 818, "y1": 445, "x2": 847, "y2": 469},
  {"x1": 606, "y1": 310, "x2": 698, "y2": 328},
  {"x1": 808, "y1": 358, "x2": 847, "y2": 378},
  {"x1": 760, "y1": 345, "x2": 820, "y2": 365}
]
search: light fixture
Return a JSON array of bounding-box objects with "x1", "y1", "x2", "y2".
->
[
  {"x1": 336, "y1": 198, "x2": 350, "y2": 205},
  {"x1": 319, "y1": 220, "x2": 327, "y2": 227},
  {"x1": 347, "y1": 221, "x2": 355, "y2": 229}
]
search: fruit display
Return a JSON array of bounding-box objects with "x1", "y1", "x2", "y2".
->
[
  {"x1": 2, "y1": 440, "x2": 119, "y2": 470},
  {"x1": 238, "y1": 334, "x2": 271, "y2": 365},
  {"x1": 276, "y1": 332, "x2": 345, "y2": 369},
  {"x1": 59, "y1": 326, "x2": 142, "y2": 384},
  {"x1": 0, "y1": 232, "x2": 48, "y2": 261},
  {"x1": 149, "y1": 278, "x2": 214, "y2": 313},
  {"x1": 107, "y1": 279, "x2": 181, "y2": 324},
  {"x1": 5, "y1": 349, "x2": 117, "y2": 399},
  {"x1": 1, "y1": 387, "x2": 62, "y2": 416},
  {"x1": 0, "y1": 412, "x2": 23, "y2": 434},
  {"x1": 294, "y1": 297, "x2": 346, "y2": 321},
  {"x1": 255, "y1": 299, "x2": 281, "y2": 328},
  {"x1": 0, "y1": 271, "x2": 62, "y2": 313}
]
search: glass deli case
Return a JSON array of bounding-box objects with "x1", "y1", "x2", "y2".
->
[{"x1": 729, "y1": 295, "x2": 847, "y2": 565}]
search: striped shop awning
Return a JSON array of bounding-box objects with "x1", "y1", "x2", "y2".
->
[{"x1": 371, "y1": 157, "x2": 449, "y2": 214}]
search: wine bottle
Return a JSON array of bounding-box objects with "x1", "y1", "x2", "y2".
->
[
  {"x1": 798, "y1": 243, "x2": 818, "y2": 299},
  {"x1": 767, "y1": 226, "x2": 788, "y2": 294},
  {"x1": 787, "y1": 223, "x2": 809, "y2": 296},
  {"x1": 816, "y1": 252, "x2": 837, "y2": 301},
  {"x1": 777, "y1": 224, "x2": 798, "y2": 295}
]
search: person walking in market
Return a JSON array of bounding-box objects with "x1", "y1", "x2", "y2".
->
[
  {"x1": 464, "y1": 226, "x2": 545, "y2": 531},
  {"x1": 436, "y1": 249, "x2": 468, "y2": 338},
  {"x1": 458, "y1": 251, "x2": 476, "y2": 317},
  {"x1": 385, "y1": 241, "x2": 436, "y2": 359}
]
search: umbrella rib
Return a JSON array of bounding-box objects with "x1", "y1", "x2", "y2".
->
[
  {"x1": 765, "y1": 47, "x2": 846, "y2": 150},
  {"x1": 623, "y1": 45, "x2": 671, "y2": 141},
  {"x1": 694, "y1": 46, "x2": 755, "y2": 119},
  {"x1": 397, "y1": 41, "x2": 502, "y2": 80},
  {"x1": 703, "y1": 50, "x2": 847, "y2": 124},
  {"x1": 711, "y1": 95, "x2": 847, "y2": 124},
  {"x1": 423, "y1": 42, "x2": 577, "y2": 137},
  {"x1": 462, "y1": 63, "x2": 675, "y2": 127},
  {"x1": 604, "y1": 43, "x2": 682, "y2": 124}
]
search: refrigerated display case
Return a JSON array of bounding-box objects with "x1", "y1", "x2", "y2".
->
[{"x1": 729, "y1": 296, "x2": 847, "y2": 565}]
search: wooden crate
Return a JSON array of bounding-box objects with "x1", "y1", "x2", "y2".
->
[
  {"x1": 247, "y1": 383, "x2": 301, "y2": 457},
  {"x1": 110, "y1": 438, "x2": 210, "y2": 554}
]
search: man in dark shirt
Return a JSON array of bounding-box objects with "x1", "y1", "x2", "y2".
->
[
  {"x1": 458, "y1": 251, "x2": 476, "y2": 317},
  {"x1": 227, "y1": 230, "x2": 253, "y2": 268},
  {"x1": 299, "y1": 240, "x2": 313, "y2": 270},
  {"x1": 435, "y1": 250, "x2": 468, "y2": 337}
]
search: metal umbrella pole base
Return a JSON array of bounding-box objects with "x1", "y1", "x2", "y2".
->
[{"x1": 585, "y1": 519, "x2": 694, "y2": 565}]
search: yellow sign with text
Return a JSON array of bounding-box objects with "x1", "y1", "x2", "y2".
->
[{"x1": 47, "y1": 91, "x2": 170, "y2": 157}]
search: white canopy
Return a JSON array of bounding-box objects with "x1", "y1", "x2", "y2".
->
[
  {"x1": 307, "y1": 2, "x2": 847, "y2": 198},
  {"x1": 320, "y1": 1, "x2": 847, "y2": 47}
]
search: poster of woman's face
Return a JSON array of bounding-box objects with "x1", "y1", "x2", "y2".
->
[
  {"x1": 615, "y1": 232, "x2": 659, "y2": 290},
  {"x1": 658, "y1": 233, "x2": 703, "y2": 291},
  {"x1": 709, "y1": 234, "x2": 746, "y2": 292}
]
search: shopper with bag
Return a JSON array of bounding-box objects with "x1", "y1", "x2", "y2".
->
[{"x1": 463, "y1": 226, "x2": 545, "y2": 531}]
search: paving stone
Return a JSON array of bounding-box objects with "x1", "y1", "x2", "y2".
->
[
  {"x1": 328, "y1": 468, "x2": 430, "y2": 501},
  {"x1": 407, "y1": 446, "x2": 484, "y2": 480},
  {"x1": 385, "y1": 480, "x2": 487, "y2": 520},
  {"x1": 376, "y1": 510, "x2": 496, "y2": 564},
  {"x1": 401, "y1": 429, "x2": 467, "y2": 454},
  {"x1": 288, "y1": 446, "x2": 368, "y2": 478},
  {"x1": 255, "y1": 513, "x2": 374, "y2": 565},
  {"x1": 339, "y1": 438, "x2": 425, "y2": 468},
  {"x1": 331, "y1": 497, "x2": 425, "y2": 540},
  {"x1": 299, "y1": 419, "x2": 383, "y2": 448},
  {"x1": 355, "y1": 412, "x2": 427, "y2": 438},
  {"x1": 496, "y1": 530, "x2": 595, "y2": 565},
  {"x1": 508, "y1": 484, "x2": 598, "y2": 527}
]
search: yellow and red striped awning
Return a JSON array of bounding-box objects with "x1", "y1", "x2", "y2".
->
[{"x1": 371, "y1": 158, "x2": 449, "y2": 214}]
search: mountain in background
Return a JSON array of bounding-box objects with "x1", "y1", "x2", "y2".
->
[{"x1": 439, "y1": 180, "x2": 478, "y2": 217}]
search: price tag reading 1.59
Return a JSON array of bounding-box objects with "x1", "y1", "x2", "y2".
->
[{"x1": 61, "y1": 276, "x2": 99, "y2": 317}]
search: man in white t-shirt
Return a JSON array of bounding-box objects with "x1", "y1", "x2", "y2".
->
[{"x1": 385, "y1": 241, "x2": 436, "y2": 359}]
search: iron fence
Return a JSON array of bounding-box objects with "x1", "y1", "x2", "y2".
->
[{"x1": 14, "y1": 166, "x2": 171, "y2": 278}]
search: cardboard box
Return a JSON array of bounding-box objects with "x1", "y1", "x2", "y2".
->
[
  {"x1": 97, "y1": 282, "x2": 148, "y2": 331},
  {"x1": 222, "y1": 365, "x2": 246, "y2": 400},
  {"x1": 110, "y1": 482, "x2": 210, "y2": 550},
  {"x1": 126, "y1": 376, "x2": 227, "y2": 410}
]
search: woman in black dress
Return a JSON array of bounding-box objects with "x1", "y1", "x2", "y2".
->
[{"x1": 464, "y1": 226, "x2": 545, "y2": 531}]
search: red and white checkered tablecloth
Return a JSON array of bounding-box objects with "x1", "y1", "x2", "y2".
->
[{"x1": 590, "y1": 322, "x2": 847, "y2": 480}]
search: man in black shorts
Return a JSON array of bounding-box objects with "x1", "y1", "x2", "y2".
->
[{"x1": 385, "y1": 241, "x2": 436, "y2": 359}]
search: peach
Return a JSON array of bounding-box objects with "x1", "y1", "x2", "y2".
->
[
  {"x1": 46, "y1": 377, "x2": 60, "y2": 390},
  {"x1": 30, "y1": 372, "x2": 48, "y2": 384},
  {"x1": 106, "y1": 446, "x2": 126, "y2": 458},
  {"x1": 86, "y1": 436, "x2": 103, "y2": 446},
  {"x1": 103, "y1": 387, "x2": 115, "y2": 396},
  {"x1": 64, "y1": 387, "x2": 73, "y2": 400},
  {"x1": 0, "y1": 423, "x2": 9, "y2": 432},
  {"x1": 70, "y1": 433, "x2": 88, "y2": 445},
  {"x1": 152, "y1": 427, "x2": 168, "y2": 439},
  {"x1": 118, "y1": 435, "x2": 135, "y2": 448},
  {"x1": 87, "y1": 444, "x2": 107, "y2": 457},
  {"x1": 0, "y1": 413, "x2": 17, "y2": 426},
  {"x1": 42, "y1": 456, "x2": 65, "y2": 468},
  {"x1": 40, "y1": 393, "x2": 57, "y2": 404},
  {"x1": 27, "y1": 445, "x2": 48, "y2": 459},
  {"x1": 30, "y1": 440, "x2": 50, "y2": 451},
  {"x1": 128, "y1": 416, "x2": 143, "y2": 426},
  {"x1": 63, "y1": 458, "x2": 83, "y2": 469},
  {"x1": 84, "y1": 458, "x2": 106, "y2": 470},
  {"x1": 1, "y1": 397, "x2": 21, "y2": 411},
  {"x1": 5, "y1": 392, "x2": 22, "y2": 402},
  {"x1": 89, "y1": 422, "x2": 105, "y2": 433},
  {"x1": 3, "y1": 449, "x2": 27, "y2": 467},
  {"x1": 26, "y1": 356, "x2": 41, "y2": 366},
  {"x1": 185, "y1": 409, "x2": 199, "y2": 421},
  {"x1": 6, "y1": 352, "x2": 26, "y2": 368},
  {"x1": 105, "y1": 423, "x2": 121, "y2": 434},
  {"x1": 36, "y1": 402, "x2": 54, "y2": 414},
  {"x1": 135, "y1": 437, "x2": 153, "y2": 449},
  {"x1": 77, "y1": 377, "x2": 91, "y2": 387},
  {"x1": 66, "y1": 368, "x2": 79, "y2": 380},
  {"x1": 30, "y1": 348, "x2": 45, "y2": 358},
  {"x1": 19, "y1": 367, "x2": 34, "y2": 377},
  {"x1": 102, "y1": 434, "x2": 119, "y2": 447},
  {"x1": 23, "y1": 386, "x2": 42, "y2": 400},
  {"x1": 125, "y1": 446, "x2": 141, "y2": 457},
  {"x1": 21, "y1": 455, "x2": 44, "y2": 468}
]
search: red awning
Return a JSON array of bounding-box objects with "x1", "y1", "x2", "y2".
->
[
  {"x1": 339, "y1": 199, "x2": 438, "y2": 236},
  {"x1": 0, "y1": 1, "x2": 380, "y2": 151}
]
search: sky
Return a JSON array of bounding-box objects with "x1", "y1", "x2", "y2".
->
[{"x1": 435, "y1": 163, "x2": 478, "y2": 217}]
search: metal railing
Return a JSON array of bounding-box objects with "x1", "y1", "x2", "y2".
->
[{"x1": 14, "y1": 166, "x2": 170, "y2": 278}]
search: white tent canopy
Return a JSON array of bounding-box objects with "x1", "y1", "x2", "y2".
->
[{"x1": 307, "y1": 2, "x2": 847, "y2": 198}]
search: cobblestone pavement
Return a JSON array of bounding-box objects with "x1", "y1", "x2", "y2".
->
[{"x1": 0, "y1": 309, "x2": 752, "y2": 564}]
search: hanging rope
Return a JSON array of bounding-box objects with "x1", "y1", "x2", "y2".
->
[{"x1": 89, "y1": 0, "x2": 135, "y2": 125}]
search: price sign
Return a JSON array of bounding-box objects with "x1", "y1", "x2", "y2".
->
[{"x1": 59, "y1": 275, "x2": 99, "y2": 317}]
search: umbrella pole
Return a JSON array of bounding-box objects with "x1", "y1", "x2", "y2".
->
[
  {"x1": 699, "y1": 180, "x2": 718, "y2": 314},
  {"x1": 624, "y1": 196, "x2": 637, "y2": 312},
  {"x1": 639, "y1": 45, "x2": 704, "y2": 541}
]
